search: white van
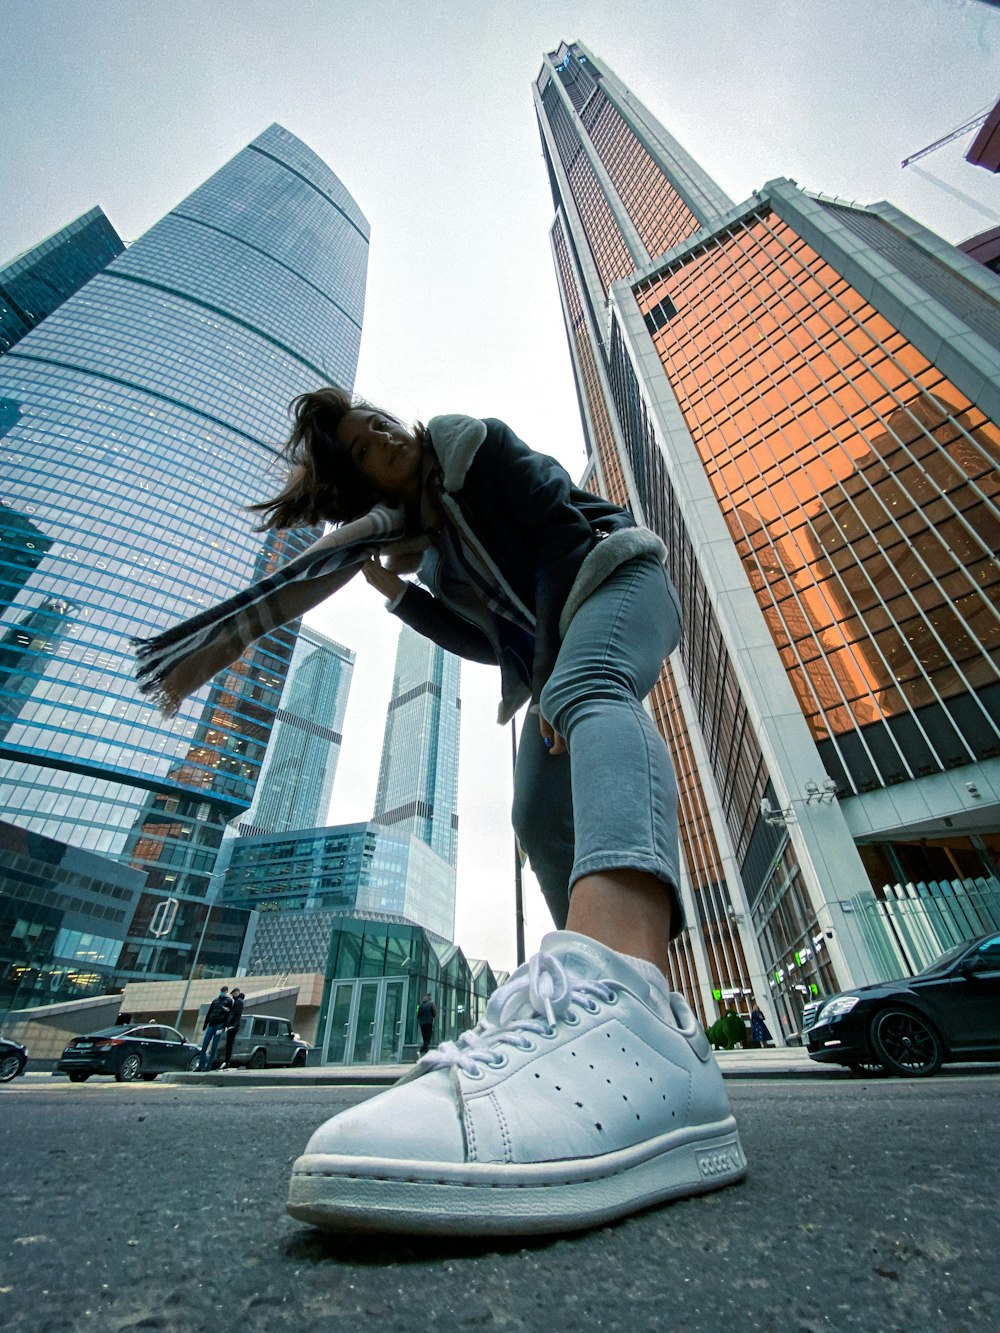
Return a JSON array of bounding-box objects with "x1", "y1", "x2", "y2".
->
[{"x1": 227, "y1": 1013, "x2": 310, "y2": 1069}]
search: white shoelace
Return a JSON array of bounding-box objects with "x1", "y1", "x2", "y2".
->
[{"x1": 422, "y1": 950, "x2": 615, "y2": 1077}]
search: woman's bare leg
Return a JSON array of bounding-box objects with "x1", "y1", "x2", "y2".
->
[{"x1": 566, "y1": 868, "x2": 672, "y2": 973}]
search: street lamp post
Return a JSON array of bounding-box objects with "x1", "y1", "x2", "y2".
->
[
  {"x1": 173, "y1": 900, "x2": 215, "y2": 1032},
  {"x1": 511, "y1": 719, "x2": 525, "y2": 967}
]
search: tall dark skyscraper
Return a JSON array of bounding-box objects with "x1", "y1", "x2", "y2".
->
[
  {"x1": 534, "y1": 42, "x2": 1000, "y2": 1039},
  {"x1": 0, "y1": 124, "x2": 370, "y2": 984},
  {"x1": 0, "y1": 206, "x2": 124, "y2": 353}
]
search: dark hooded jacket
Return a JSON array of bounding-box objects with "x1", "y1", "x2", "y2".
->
[{"x1": 387, "y1": 416, "x2": 671, "y2": 720}]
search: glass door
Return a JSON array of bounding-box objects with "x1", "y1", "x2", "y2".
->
[
  {"x1": 351, "y1": 981, "x2": 381, "y2": 1063},
  {"x1": 377, "y1": 979, "x2": 407, "y2": 1062},
  {"x1": 321, "y1": 977, "x2": 411, "y2": 1064},
  {"x1": 322, "y1": 981, "x2": 357, "y2": 1064}
]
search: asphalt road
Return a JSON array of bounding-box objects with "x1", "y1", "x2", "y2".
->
[{"x1": 0, "y1": 1072, "x2": 997, "y2": 1333}]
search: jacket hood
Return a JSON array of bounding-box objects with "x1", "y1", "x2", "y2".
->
[{"x1": 427, "y1": 415, "x2": 487, "y2": 492}]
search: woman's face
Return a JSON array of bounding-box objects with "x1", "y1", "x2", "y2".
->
[{"x1": 336, "y1": 408, "x2": 422, "y2": 504}]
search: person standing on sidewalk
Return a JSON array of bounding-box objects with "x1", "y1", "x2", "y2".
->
[
  {"x1": 750, "y1": 1001, "x2": 774, "y2": 1048},
  {"x1": 198, "y1": 986, "x2": 232, "y2": 1071},
  {"x1": 134, "y1": 389, "x2": 746, "y2": 1236},
  {"x1": 221, "y1": 988, "x2": 245, "y2": 1068},
  {"x1": 417, "y1": 994, "x2": 436, "y2": 1056}
]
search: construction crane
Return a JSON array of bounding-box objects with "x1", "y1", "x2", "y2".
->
[{"x1": 901, "y1": 104, "x2": 993, "y2": 168}]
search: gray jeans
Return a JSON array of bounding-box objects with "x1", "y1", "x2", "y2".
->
[{"x1": 512, "y1": 555, "x2": 682, "y2": 936}]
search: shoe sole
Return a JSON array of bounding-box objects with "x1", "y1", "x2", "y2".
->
[{"x1": 286, "y1": 1117, "x2": 746, "y2": 1236}]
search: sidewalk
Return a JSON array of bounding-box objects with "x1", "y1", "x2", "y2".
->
[
  {"x1": 156, "y1": 1044, "x2": 828, "y2": 1088},
  {"x1": 28, "y1": 1048, "x2": 999, "y2": 1089}
]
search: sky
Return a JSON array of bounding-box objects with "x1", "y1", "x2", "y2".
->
[{"x1": 2, "y1": 0, "x2": 998, "y2": 973}]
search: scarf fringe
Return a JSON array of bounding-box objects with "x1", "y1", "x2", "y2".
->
[
  {"x1": 131, "y1": 503, "x2": 407, "y2": 718},
  {"x1": 135, "y1": 677, "x2": 182, "y2": 720}
]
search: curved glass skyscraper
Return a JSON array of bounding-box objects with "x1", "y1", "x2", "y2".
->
[{"x1": 0, "y1": 124, "x2": 369, "y2": 983}]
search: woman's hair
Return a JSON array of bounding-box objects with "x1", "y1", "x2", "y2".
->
[{"x1": 250, "y1": 386, "x2": 423, "y2": 530}]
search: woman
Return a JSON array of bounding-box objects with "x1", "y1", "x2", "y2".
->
[
  {"x1": 135, "y1": 387, "x2": 745, "y2": 1235},
  {"x1": 750, "y1": 1001, "x2": 774, "y2": 1048}
]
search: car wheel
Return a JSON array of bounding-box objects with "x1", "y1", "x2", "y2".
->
[
  {"x1": 0, "y1": 1054, "x2": 23, "y2": 1082},
  {"x1": 292, "y1": 1050, "x2": 307, "y2": 1068},
  {"x1": 115, "y1": 1052, "x2": 143, "y2": 1082},
  {"x1": 247, "y1": 1049, "x2": 266, "y2": 1070},
  {"x1": 68, "y1": 1073, "x2": 90, "y2": 1083},
  {"x1": 186, "y1": 1055, "x2": 201, "y2": 1072},
  {"x1": 870, "y1": 1008, "x2": 943, "y2": 1077},
  {"x1": 140, "y1": 1072, "x2": 159, "y2": 1081}
]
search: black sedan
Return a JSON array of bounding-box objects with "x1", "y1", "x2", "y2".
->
[
  {"x1": 803, "y1": 930, "x2": 1000, "y2": 1076},
  {"x1": 0, "y1": 1036, "x2": 28, "y2": 1082},
  {"x1": 57, "y1": 1022, "x2": 201, "y2": 1082}
]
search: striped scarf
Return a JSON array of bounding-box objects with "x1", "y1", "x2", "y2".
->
[{"x1": 133, "y1": 502, "x2": 406, "y2": 717}]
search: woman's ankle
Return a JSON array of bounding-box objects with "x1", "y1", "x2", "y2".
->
[{"x1": 565, "y1": 869, "x2": 673, "y2": 972}]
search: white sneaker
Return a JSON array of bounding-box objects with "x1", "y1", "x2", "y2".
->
[{"x1": 287, "y1": 931, "x2": 746, "y2": 1236}]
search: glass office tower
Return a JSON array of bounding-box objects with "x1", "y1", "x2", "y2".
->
[
  {"x1": 0, "y1": 206, "x2": 124, "y2": 353},
  {"x1": 535, "y1": 42, "x2": 1000, "y2": 1039},
  {"x1": 235, "y1": 626, "x2": 355, "y2": 837},
  {"x1": 0, "y1": 124, "x2": 369, "y2": 984},
  {"x1": 221, "y1": 820, "x2": 457, "y2": 942},
  {"x1": 373, "y1": 624, "x2": 462, "y2": 870}
]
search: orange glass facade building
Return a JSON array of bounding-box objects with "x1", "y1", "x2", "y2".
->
[{"x1": 534, "y1": 42, "x2": 1000, "y2": 1040}]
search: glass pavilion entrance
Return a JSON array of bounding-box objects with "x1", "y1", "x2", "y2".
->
[{"x1": 312, "y1": 913, "x2": 503, "y2": 1065}]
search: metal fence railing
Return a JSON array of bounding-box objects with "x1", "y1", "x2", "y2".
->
[{"x1": 854, "y1": 877, "x2": 1000, "y2": 978}]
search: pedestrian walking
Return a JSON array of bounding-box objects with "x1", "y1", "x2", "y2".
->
[
  {"x1": 198, "y1": 986, "x2": 232, "y2": 1071},
  {"x1": 750, "y1": 1001, "x2": 774, "y2": 1048},
  {"x1": 222, "y1": 988, "x2": 245, "y2": 1068},
  {"x1": 134, "y1": 389, "x2": 746, "y2": 1235},
  {"x1": 417, "y1": 994, "x2": 436, "y2": 1056}
]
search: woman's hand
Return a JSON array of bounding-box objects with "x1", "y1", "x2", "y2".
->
[
  {"x1": 362, "y1": 557, "x2": 407, "y2": 601},
  {"x1": 539, "y1": 713, "x2": 565, "y2": 756}
]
